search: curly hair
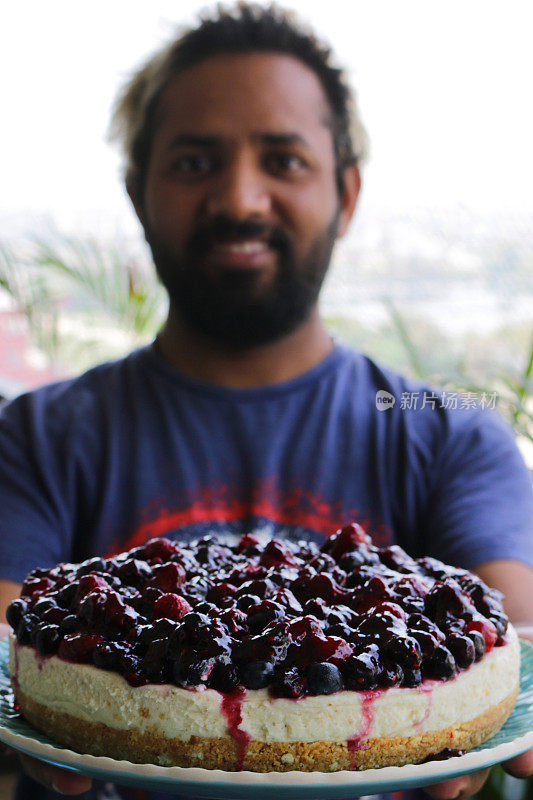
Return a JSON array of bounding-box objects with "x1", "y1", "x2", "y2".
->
[{"x1": 109, "y1": 2, "x2": 368, "y2": 200}]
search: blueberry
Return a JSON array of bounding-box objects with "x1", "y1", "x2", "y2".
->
[
  {"x1": 59, "y1": 614, "x2": 79, "y2": 636},
  {"x1": 182, "y1": 612, "x2": 211, "y2": 634},
  {"x1": 150, "y1": 618, "x2": 180, "y2": 639},
  {"x1": 410, "y1": 630, "x2": 438, "y2": 659},
  {"x1": 55, "y1": 583, "x2": 77, "y2": 608},
  {"x1": 248, "y1": 603, "x2": 284, "y2": 635},
  {"x1": 239, "y1": 660, "x2": 275, "y2": 689},
  {"x1": 400, "y1": 596, "x2": 425, "y2": 615},
  {"x1": 425, "y1": 645, "x2": 456, "y2": 679},
  {"x1": 307, "y1": 662, "x2": 343, "y2": 695},
  {"x1": 236, "y1": 594, "x2": 262, "y2": 611},
  {"x1": 303, "y1": 598, "x2": 328, "y2": 619},
  {"x1": 338, "y1": 550, "x2": 367, "y2": 570},
  {"x1": 28, "y1": 567, "x2": 50, "y2": 579},
  {"x1": 173, "y1": 658, "x2": 214, "y2": 686},
  {"x1": 16, "y1": 617, "x2": 35, "y2": 646},
  {"x1": 141, "y1": 638, "x2": 170, "y2": 679},
  {"x1": 342, "y1": 650, "x2": 380, "y2": 690},
  {"x1": 77, "y1": 557, "x2": 107, "y2": 577},
  {"x1": 384, "y1": 635, "x2": 422, "y2": 669},
  {"x1": 379, "y1": 662, "x2": 404, "y2": 687},
  {"x1": 166, "y1": 625, "x2": 187, "y2": 658},
  {"x1": 116, "y1": 558, "x2": 152, "y2": 586},
  {"x1": 34, "y1": 624, "x2": 60, "y2": 655},
  {"x1": 6, "y1": 599, "x2": 27, "y2": 630},
  {"x1": 446, "y1": 634, "x2": 475, "y2": 669},
  {"x1": 93, "y1": 642, "x2": 122, "y2": 670},
  {"x1": 325, "y1": 623, "x2": 353, "y2": 640},
  {"x1": 424, "y1": 581, "x2": 470, "y2": 623},
  {"x1": 31, "y1": 598, "x2": 56, "y2": 617},
  {"x1": 193, "y1": 601, "x2": 217, "y2": 615},
  {"x1": 119, "y1": 650, "x2": 141, "y2": 674},
  {"x1": 208, "y1": 663, "x2": 240, "y2": 693},
  {"x1": 402, "y1": 667, "x2": 422, "y2": 687},
  {"x1": 489, "y1": 613, "x2": 508, "y2": 638},
  {"x1": 466, "y1": 630, "x2": 486, "y2": 661},
  {"x1": 274, "y1": 666, "x2": 306, "y2": 698}
]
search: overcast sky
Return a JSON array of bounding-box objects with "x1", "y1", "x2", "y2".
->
[{"x1": 2, "y1": 0, "x2": 532, "y2": 235}]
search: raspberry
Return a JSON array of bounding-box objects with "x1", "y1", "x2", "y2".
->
[
  {"x1": 466, "y1": 617, "x2": 497, "y2": 653},
  {"x1": 152, "y1": 593, "x2": 192, "y2": 621}
]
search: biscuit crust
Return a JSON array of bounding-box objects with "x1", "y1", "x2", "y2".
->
[{"x1": 14, "y1": 684, "x2": 518, "y2": 771}]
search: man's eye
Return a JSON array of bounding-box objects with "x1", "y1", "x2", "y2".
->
[
  {"x1": 170, "y1": 154, "x2": 213, "y2": 176},
  {"x1": 265, "y1": 152, "x2": 307, "y2": 175}
]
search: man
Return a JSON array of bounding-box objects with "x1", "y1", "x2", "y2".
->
[{"x1": 1, "y1": 5, "x2": 532, "y2": 800}]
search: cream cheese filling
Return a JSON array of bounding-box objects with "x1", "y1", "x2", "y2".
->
[{"x1": 9, "y1": 625, "x2": 520, "y2": 743}]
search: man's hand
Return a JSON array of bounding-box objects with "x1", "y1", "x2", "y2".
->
[
  {"x1": 422, "y1": 767, "x2": 491, "y2": 799},
  {"x1": 423, "y1": 622, "x2": 533, "y2": 799},
  {"x1": 16, "y1": 753, "x2": 92, "y2": 795},
  {"x1": 422, "y1": 752, "x2": 533, "y2": 800},
  {"x1": 0, "y1": 623, "x2": 92, "y2": 795}
]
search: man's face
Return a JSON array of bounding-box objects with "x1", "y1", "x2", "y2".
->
[{"x1": 137, "y1": 52, "x2": 355, "y2": 348}]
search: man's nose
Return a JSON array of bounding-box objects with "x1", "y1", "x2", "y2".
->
[{"x1": 205, "y1": 156, "x2": 272, "y2": 219}]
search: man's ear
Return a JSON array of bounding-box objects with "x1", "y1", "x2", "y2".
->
[
  {"x1": 126, "y1": 178, "x2": 146, "y2": 230},
  {"x1": 337, "y1": 164, "x2": 361, "y2": 238}
]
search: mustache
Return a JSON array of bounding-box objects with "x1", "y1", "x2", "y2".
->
[{"x1": 186, "y1": 216, "x2": 291, "y2": 255}]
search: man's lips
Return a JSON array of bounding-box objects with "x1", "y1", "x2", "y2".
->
[{"x1": 202, "y1": 238, "x2": 278, "y2": 270}]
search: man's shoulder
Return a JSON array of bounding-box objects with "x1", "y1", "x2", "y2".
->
[
  {"x1": 0, "y1": 346, "x2": 151, "y2": 430},
  {"x1": 334, "y1": 346, "x2": 443, "y2": 416},
  {"x1": 334, "y1": 345, "x2": 432, "y2": 395},
  {"x1": 336, "y1": 346, "x2": 514, "y2": 450}
]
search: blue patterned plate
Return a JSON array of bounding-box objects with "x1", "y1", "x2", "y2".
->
[{"x1": 0, "y1": 636, "x2": 532, "y2": 798}]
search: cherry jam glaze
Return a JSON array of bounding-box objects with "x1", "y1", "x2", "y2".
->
[{"x1": 6, "y1": 523, "x2": 508, "y2": 698}]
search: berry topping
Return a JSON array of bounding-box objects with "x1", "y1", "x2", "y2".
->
[
  {"x1": 465, "y1": 618, "x2": 498, "y2": 653},
  {"x1": 237, "y1": 533, "x2": 261, "y2": 553},
  {"x1": 148, "y1": 562, "x2": 186, "y2": 592},
  {"x1": 6, "y1": 599, "x2": 27, "y2": 630},
  {"x1": 239, "y1": 660, "x2": 275, "y2": 689},
  {"x1": 152, "y1": 593, "x2": 192, "y2": 622},
  {"x1": 307, "y1": 662, "x2": 343, "y2": 695},
  {"x1": 259, "y1": 540, "x2": 297, "y2": 568},
  {"x1": 342, "y1": 646, "x2": 380, "y2": 690},
  {"x1": 467, "y1": 629, "x2": 486, "y2": 661},
  {"x1": 322, "y1": 523, "x2": 371, "y2": 559},
  {"x1": 8, "y1": 528, "x2": 510, "y2": 696},
  {"x1": 58, "y1": 632, "x2": 103, "y2": 663}
]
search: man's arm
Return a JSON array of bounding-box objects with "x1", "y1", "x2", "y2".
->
[
  {"x1": 476, "y1": 559, "x2": 533, "y2": 779},
  {"x1": 475, "y1": 559, "x2": 533, "y2": 625},
  {"x1": 0, "y1": 580, "x2": 21, "y2": 624},
  {"x1": 424, "y1": 558, "x2": 533, "y2": 799}
]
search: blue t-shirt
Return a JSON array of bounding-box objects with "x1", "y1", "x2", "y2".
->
[{"x1": 1, "y1": 341, "x2": 532, "y2": 800}]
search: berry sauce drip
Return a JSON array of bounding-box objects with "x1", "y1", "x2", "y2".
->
[
  {"x1": 423, "y1": 748, "x2": 467, "y2": 761},
  {"x1": 219, "y1": 686, "x2": 251, "y2": 770},
  {"x1": 12, "y1": 645, "x2": 20, "y2": 692},
  {"x1": 346, "y1": 688, "x2": 385, "y2": 766},
  {"x1": 413, "y1": 683, "x2": 434, "y2": 731},
  {"x1": 6, "y1": 523, "x2": 509, "y2": 701}
]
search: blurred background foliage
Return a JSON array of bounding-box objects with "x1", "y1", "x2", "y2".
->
[{"x1": 1, "y1": 223, "x2": 531, "y2": 465}]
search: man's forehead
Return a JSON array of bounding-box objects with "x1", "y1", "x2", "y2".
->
[{"x1": 152, "y1": 52, "x2": 333, "y2": 138}]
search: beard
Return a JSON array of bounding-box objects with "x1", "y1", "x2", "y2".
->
[{"x1": 147, "y1": 211, "x2": 339, "y2": 350}]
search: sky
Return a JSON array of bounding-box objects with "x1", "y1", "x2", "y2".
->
[{"x1": 1, "y1": 1, "x2": 533, "y2": 236}]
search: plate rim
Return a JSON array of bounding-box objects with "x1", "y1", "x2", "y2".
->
[{"x1": 0, "y1": 637, "x2": 532, "y2": 792}]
